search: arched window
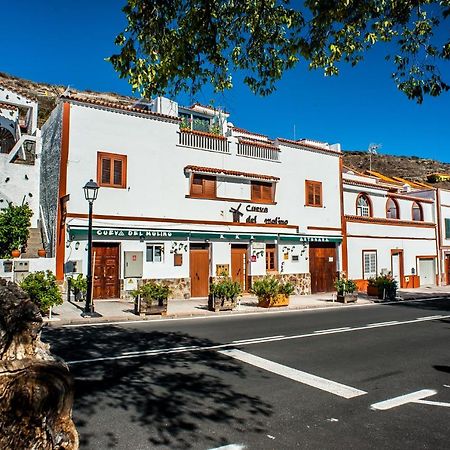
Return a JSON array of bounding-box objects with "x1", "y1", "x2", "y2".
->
[
  {"x1": 412, "y1": 202, "x2": 423, "y2": 221},
  {"x1": 356, "y1": 194, "x2": 371, "y2": 217},
  {"x1": 386, "y1": 198, "x2": 400, "y2": 219},
  {"x1": 0, "y1": 127, "x2": 16, "y2": 154}
]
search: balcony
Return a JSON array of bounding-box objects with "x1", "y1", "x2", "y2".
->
[
  {"x1": 179, "y1": 129, "x2": 229, "y2": 154},
  {"x1": 237, "y1": 139, "x2": 280, "y2": 162}
]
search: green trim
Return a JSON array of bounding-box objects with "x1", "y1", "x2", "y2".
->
[
  {"x1": 67, "y1": 226, "x2": 342, "y2": 243},
  {"x1": 445, "y1": 218, "x2": 450, "y2": 239}
]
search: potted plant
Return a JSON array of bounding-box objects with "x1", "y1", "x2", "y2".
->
[
  {"x1": 69, "y1": 273, "x2": 87, "y2": 301},
  {"x1": 251, "y1": 276, "x2": 294, "y2": 308},
  {"x1": 374, "y1": 274, "x2": 398, "y2": 301},
  {"x1": 19, "y1": 270, "x2": 63, "y2": 316},
  {"x1": 208, "y1": 277, "x2": 242, "y2": 312},
  {"x1": 0, "y1": 203, "x2": 33, "y2": 259},
  {"x1": 334, "y1": 276, "x2": 358, "y2": 303},
  {"x1": 132, "y1": 281, "x2": 170, "y2": 316},
  {"x1": 367, "y1": 278, "x2": 379, "y2": 297},
  {"x1": 37, "y1": 248, "x2": 46, "y2": 257}
]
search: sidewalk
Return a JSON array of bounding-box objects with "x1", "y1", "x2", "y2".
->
[{"x1": 45, "y1": 285, "x2": 450, "y2": 327}]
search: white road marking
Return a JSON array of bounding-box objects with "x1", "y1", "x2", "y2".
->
[
  {"x1": 314, "y1": 327, "x2": 350, "y2": 333},
  {"x1": 233, "y1": 335, "x2": 284, "y2": 344},
  {"x1": 415, "y1": 315, "x2": 443, "y2": 320},
  {"x1": 414, "y1": 399, "x2": 450, "y2": 408},
  {"x1": 209, "y1": 445, "x2": 246, "y2": 450},
  {"x1": 66, "y1": 314, "x2": 450, "y2": 365},
  {"x1": 365, "y1": 321, "x2": 399, "y2": 327},
  {"x1": 59, "y1": 297, "x2": 449, "y2": 328},
  {"x1": 219, "y1": 349, "x2": 367, "y2": 399},
  {"x1": 371, "y1": 389, "x2": 437, "y2": 410}
]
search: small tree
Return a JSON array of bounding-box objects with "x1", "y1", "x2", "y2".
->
[
  {"x1": 20, "y1": 271, "x2": 63, "y2": 315},
  {"x1": 0, "y1": 203, "x2": 33, "y2": 258}
]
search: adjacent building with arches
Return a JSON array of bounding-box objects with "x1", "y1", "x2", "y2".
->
[{"x1": 342, "y1": 167, "x2": 439, "y2": 290}]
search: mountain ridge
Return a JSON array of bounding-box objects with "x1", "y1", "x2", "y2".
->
[{"x1": 1, "y1": 71, "x2": 449, "y2": 189}]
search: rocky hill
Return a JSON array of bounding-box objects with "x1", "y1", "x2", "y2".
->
[
  {"x1": 343, "y1": 151, "x2": 450, "y2": 190},
  {"x1": 1, "y1": 71, "x2": 449, "y2": 189}
]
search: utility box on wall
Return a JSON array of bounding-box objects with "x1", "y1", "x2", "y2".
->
[
  {"x1": 124, "y1": 251, "x2": 143, "y2": 278},
  {"x1": 13, "y1": 260, "x2": 30, "y2": 283}
]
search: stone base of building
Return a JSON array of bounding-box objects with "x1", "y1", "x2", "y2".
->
[
  {"x1": 121, "y1": 277, "x2": 191, "y2": 300},
  {"x1": 250, "y1": 273, "x2": 311, "y2": 295}
]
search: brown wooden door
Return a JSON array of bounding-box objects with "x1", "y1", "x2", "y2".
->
[
  {"x1": 93, "y1": 243, "x2": 120, "y2": 299},
  {"x1": 190, "y1": 246, "x2": 210, "y2": 297},
  {"x1": 309, "y1": 243, "x2": 337, "y2": 293},
  {"x1": 231, "y1": 245, "x2": 247, "y2": 291}
]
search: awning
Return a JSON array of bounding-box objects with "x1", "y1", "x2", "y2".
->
[{"x1": 67, "y1": 226, "x2": 342, "y2": 243}]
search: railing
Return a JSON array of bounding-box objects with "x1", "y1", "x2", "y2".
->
[
  {"x1": 237, "y1": 142, "x2": 280, "y2": 161},
  {"x1": 179, "y1": 130, "x2": 229, "y2": 153}
]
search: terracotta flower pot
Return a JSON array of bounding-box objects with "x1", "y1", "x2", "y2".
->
[
  {"x1": 37, "y1": 248, "x2": 46, "y2": 257},
  {"x1": 11, "y1": 249, "x2": 21, "y2": 258}
]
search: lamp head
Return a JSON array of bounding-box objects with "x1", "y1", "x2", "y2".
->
[{"x1": 83, "y1": 179, "x2": 99, "y2": 202}]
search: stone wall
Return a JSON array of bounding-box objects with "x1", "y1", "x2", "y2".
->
[
  {"x1": 251, "y1": 273, "x2": 311, "y2": 295},
  {"x1": 122, "y1": 277, "x2": 191, "y2": 300}
]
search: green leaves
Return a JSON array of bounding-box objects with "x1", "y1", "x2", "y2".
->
[
  {"x1": 0, "y1": 203, "x2": 33, "y2": 258},
  {"x1": 110, "y1": 1, "x2": 450, "y2": 102},
  {"x1": 20, "y1": 271, "x2": 63, "y2": 315}
]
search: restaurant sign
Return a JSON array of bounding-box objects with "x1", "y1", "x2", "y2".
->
[{"x1": 68, "y1": 227, "x2": 187, "y2": 241}]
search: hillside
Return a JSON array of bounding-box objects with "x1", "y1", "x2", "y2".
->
[
  {"x1": 342, "y1": 151, "x2": 450, "y2": 190},
  {"x1": 1, "y1": 71, "x2": 449, "y2": 189}
]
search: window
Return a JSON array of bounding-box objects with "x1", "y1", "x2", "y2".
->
[
  {"x1": 305, "y1": 180, "x2": 322, "y2": 207},
  {"x1": 363, "y1": 251, "x2": 377, "y2": 279},
  {"x1": 356, "y1": 194, "x2": 371, "y2": 217},
  {"x1": 386, "y1": 198, "x2": 399, "y2": 219},
  {"x1": 190, "y1": 174, "x2": 216, "y2": 198},
  {"x1": 266, "y1": 244, "x2": 276, "y2": 271},
  {"x1": 146, "y1": 244, "x2": 164, "y2": 262},
  {"x1": 251, "y1": 181, "x2": 274, "y2": 203},
  {"x1": 97, "y1": 152, "x2": 127, "y2": 188},
  {"x1": 412, "y1": 202, "x2": 423, "y2": 221},
  {"x1": 445, "y1": 218, "x2": 450, "y2": 239}
]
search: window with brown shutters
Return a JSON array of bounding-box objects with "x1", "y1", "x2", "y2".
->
[
  {"x1": 251, "y1": 181, "x2": 274, "y2": 203},
  {"x1": 305, "y1": 180, "x2": 322, "y2": 207},
  {"x1": 190, "y1": 174, "x2": 217, "y2": 198},
  {"x1": 97, "y1": 152, "x2": 127, "y2": 188}
]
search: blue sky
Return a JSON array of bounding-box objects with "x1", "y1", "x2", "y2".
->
[{"x1": 2, "y1": 0, "x2": 449, "y2": 161}]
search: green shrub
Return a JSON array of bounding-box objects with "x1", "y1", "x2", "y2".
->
[
  {"x1": 20, "y1": 271, "x2": 63, "y2": 314},
  {"x1": 374, "y1": 274, "x2": 398, "y2": 299},
  {"x1": 251, "y1": 276, "x2": 295, "y2": 299},
  {"x1": 334, "y1": 277, "x2": 357, "y2": 294},
  {"x1": 69, "y1": 274, "x2": 87, "y2": 298},
  {"x1": 210, "y1": 277, "x2": 242, "y2": 300},
  {"x1": 0, "y1": 203, "x2": 33, "y2": 258},
  {"x1": 132, "y1": 281, "x2": 171, "y2": 303}
]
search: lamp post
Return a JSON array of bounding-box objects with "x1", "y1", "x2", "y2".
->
[{"x1": 83, "y1": 179, "x2": 99, "y2": 313}]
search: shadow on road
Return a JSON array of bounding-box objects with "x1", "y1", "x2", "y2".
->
[
  {"x1": 385, "y1": 297, "x2": 450, "y2": 314},
  {"x1": 45, "y1": 326, "x2": 272, "y2": 449}
]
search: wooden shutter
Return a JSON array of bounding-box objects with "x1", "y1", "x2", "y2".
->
[
  {"x1": 203, "y1": 176, "x2": 216, "y2": 197},
  {"x1": 101, "y1": 158, "x2": 111, "y2": 184},
  {"x1": 252, "y1": 181, "x2": 273, "y2": 203},
  {"x1": 113, "y1": 159, "x2": 123, "y2": 186},
  {"x1": 306, "y1": 181, "x2": 322, "y2": 206}
]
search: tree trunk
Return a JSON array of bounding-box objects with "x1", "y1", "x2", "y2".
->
[{"x1": 0, "y1": 278, "x2": 78, "y2": 449}]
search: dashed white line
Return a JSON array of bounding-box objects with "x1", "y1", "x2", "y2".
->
[
  {"x1": 219, "y1": 349, "x2": 367, "y2": 399},
  {"x1": 233, "y1": 335, "x2": 284, "y2": 344},
  {"x1": 365, "y1": 321, "x2": 399, "y2": 328},
  {"x1": 314, "y1": 327, "x2": 350, "y2": 333},
  {"x1": 66, "y1": 314, "x2": 450, "y2": 365},
  {"x1": 371, "y1": 389, "x2": 437, "y2": 410}
]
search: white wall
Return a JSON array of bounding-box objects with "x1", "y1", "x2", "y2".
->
[
  {"x1": 64, "y1": 103, "x2": 342, "y2": 234},
  {"x1": 0, "y1": 257, "x2": 56, "y2": 281}
]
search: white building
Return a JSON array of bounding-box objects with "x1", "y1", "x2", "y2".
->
[
  {"x1": 0, "y1": 85, "x2": 41, "y2": 226},
  {"x1": 342, "y1": 167, "x2": 439, "y2": 289},
  {"x1": 40, "y1": 93, "x2": 344, "y2": 299}
]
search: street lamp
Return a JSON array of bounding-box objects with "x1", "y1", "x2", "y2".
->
[{"x1": 83, "y1": 179, "x2": 99, "y2": 313}]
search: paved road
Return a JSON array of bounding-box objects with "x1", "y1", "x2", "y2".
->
[{"x1": 43, "y1": 299, "x2": 450, "y2": 450}]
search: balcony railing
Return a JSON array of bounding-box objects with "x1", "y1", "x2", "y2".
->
[
  {"x1": 179, "y1": 129, "x2": 229, "y2": 153},
  {"x1": 237, "y1": 140, "x2": 280, "y2": 162}
]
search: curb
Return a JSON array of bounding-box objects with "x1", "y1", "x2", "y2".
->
[{"x1": 43, "y1": 294, "x2": 450, "y2": 328}]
